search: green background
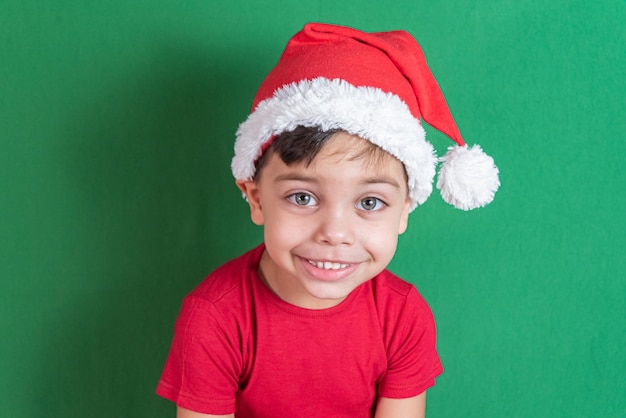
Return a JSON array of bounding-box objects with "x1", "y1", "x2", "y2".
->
[{"x1": 1, "y1": 1, "x2": 624, "y2": 417}]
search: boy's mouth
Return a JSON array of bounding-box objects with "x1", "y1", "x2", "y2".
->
[{"x1": 307, "y1": 259, "x2": 350, "y2": 270}]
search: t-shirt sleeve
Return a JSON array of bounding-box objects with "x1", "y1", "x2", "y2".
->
[
  {"x1": 377, "y1": 286, "x2": 443, "y2": 398},
  {"x1": 156, "y1": 295, "x2": 241, "y2": 415}
]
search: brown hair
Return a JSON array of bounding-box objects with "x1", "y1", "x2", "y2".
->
[{"x1": 254, "y1": 126, "x2": 404, "y2": 181}]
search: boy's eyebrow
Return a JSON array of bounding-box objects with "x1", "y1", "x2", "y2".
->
[
  {"x1": 362, "y1": 176, "x2": 402, "y2": 190},
  {"x1": 274, "y1": 173, "x2": 402, "y2": 189},
  {"x1": 273, "y1": 173, "x2": 319, "y2": 184}
]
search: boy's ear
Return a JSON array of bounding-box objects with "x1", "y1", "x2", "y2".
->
[
  {"x1": 397, "y1": 197, "x2": 411, "y2": 235},
  {"x1": 236, "y1": 180, "x2": 264, "y2": 226}
]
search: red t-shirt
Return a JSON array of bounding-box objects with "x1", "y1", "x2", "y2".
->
[{"x1": 157, "y1": 245, "x2": 443, "y2": 417}]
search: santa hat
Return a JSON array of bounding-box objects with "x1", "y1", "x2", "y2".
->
[{"x1": 232, "y1": 22, "x2": 499, "y2": 211}]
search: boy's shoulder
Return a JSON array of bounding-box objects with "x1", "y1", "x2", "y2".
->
[
  {"x1": 368, "y1": 269, "x2": 433, "y2": 318},
  {"x1": 187, "y1": 244, "x2": 264, "y2": 304},
  {"x1": 373, "y1": 269, "x2": 418, "y2": 296}
]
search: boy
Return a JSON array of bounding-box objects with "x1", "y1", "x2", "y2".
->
[{"x1": 157, "y1": 23, "x2": 499, "y2": 418}]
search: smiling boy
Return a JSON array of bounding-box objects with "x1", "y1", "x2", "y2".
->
[
  {"x1": 241, "y1": 129, "x2": 411, "y2": 310},
  {"x1": 157, "y1": 23, "x2": 499, "y2": 418}
]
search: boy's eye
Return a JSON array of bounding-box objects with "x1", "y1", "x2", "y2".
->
[
  {"x1": 358, "y1": 197, "x2": 385, "y2": 211},
  {"x1": 288, "y1": 192, "x2": 317, "y2": 206}
]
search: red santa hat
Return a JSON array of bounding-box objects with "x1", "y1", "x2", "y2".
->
[{"x1": 231, "y1": 22, "x2": 499, "y2": 211}]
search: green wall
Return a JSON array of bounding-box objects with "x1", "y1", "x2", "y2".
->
[{"x1": 1, "y1": 1, "x2": 624, "y2": 417}]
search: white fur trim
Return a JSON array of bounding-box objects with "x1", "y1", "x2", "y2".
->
[
  {"x1": 232, "y1": 77, "x2": 436, "y2": 211},
  {"x1": 437, "y1": 145, "x2": 500, "y2": 210}
]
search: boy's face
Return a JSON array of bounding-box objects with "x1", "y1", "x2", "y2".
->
[{"x1": 237, "y1": 132, "x2": 411, "y2": 309}]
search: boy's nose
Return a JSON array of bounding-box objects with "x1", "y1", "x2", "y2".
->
[{"x1": 314, "y1": 209, "x2": 355, "y2": 246}]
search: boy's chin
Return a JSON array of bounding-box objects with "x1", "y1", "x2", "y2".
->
[{"x1": 301, "y1": 282, "x2": 361, "y2": 308}]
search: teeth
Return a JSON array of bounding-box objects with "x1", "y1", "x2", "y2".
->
[{"x1": 308, "y1": 260, "x2": 349, "y2": 270}]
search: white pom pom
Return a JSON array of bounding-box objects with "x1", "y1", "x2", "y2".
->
[{"x1": 436, "y1": 145, "x2": 500, "y2": 210}]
